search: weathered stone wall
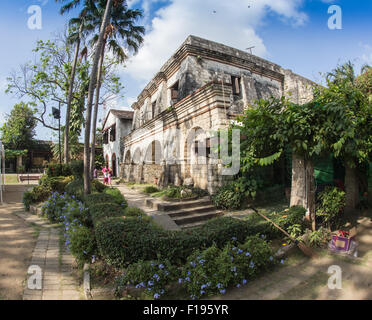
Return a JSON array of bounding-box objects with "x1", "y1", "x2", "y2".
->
[{"x1": 121, "y1": 35, "x2": 316, "y2": 193}]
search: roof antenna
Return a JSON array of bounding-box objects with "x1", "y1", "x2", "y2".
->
[{"x1": 246, "y1": 46, "x2": 255, "y2": 54}]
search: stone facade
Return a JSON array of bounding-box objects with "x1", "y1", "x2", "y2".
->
[
  {"x1": 120, "y1": 35, "x2": 315, "y2": 193},
  {"x1": 102, "y1": 109, "x2": 133, "y2": 176}
]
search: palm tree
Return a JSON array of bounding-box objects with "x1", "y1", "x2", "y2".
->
[
  {"x1": 57, "y1": 0, "x2": 116, "y2": 194},
  {"x1": 87, "y1": 1, "x2": 144, "y2": 178}
]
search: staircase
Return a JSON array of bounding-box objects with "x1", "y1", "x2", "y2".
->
[{"x1": 146, "y1": 197, "x2": 221, "y2": 229}]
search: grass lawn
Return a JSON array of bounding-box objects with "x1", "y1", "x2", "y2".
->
[{"x1": 4, "y1": 174, "x2": 19, "y2": 185}]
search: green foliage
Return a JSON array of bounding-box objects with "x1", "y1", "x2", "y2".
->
[
  {"x1": 94, "y1": 217, "x2": 154, "y2": 268},
  {"x1": 212, "y1": 184, "x2": 243, "y2": 210},
  {"x1": 22, "y1": 185, "x2": 52, "y2": 210},
  {"x1": 123, "y1": 207, "x2": 146, "y2": 218},
  {"x1": 65, "y1": 178, "x2": 85, "y2": 200},
  {"x1": 4, "y1": 149, "x2": 28, "y2": 159},
  {"x1": 115, "y1": 260, "x2": 177, "y2": 299},
  {"x1": 92, "y1": 179, "x2": 107, "y2": 193},
  {"x1": 84, "y1": 193, "x2": 117, "y2": 208},
  {"x1": 67, "y1": 225, "x2": 97, "y2": 266},
  {"x1": 90, "y1": 203, "x2": 125, "y2": 224},
  {"x1": 69, "y1": 160, "x2": 84, "y2": 177},
  {"x1": 0, "y1": 102, "x2": 36, "y2": 150},
  {"x1": 212, "y1": 176, "x2": 264, "y2": 210},
  {"x1": 306, "y1": 227, "x2": 331, "y2": 248},
  {"x1": 180, "y1": 236, "x2": 275, "y2": 299},
  {"x1": 39, "y1": 175, "x2": 74, "y2": 193},
  {"x1": 143, "y1": 186, "x2": 160, "y2": 194},
  {"x1": 317, "y1": 187, "x2": 346, "y2": 228},
  {"x1": 103, "y1": 188, "x2": 128, "y2": 208},
  {"x1": 46, "y1": 163, "x2": 73, "y2": 177}
]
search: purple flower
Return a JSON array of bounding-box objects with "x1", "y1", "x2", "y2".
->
[
  {"x1": 220, "y1": 289, "x2": 226, "y2": 294},
  {"x1": 154, "y1": 293, "x2": 160, "y2": 299}
]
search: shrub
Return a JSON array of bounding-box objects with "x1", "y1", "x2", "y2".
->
[
  {"x1": 46, "y1": 163, "x2": 72, "y2": 177},
  {"x1": 23, "y1": 191, "x2": 35, "y2": 211},
  {"x1": 65, "y1": 178, "x2": 85, "y2": 200},
  {"x1": 41, "y1": 192, "x2": 67, "y2": 223},
  {"x1": 212, "y1": 185, "x2": 243, "y2": 210},
  {"x1": 39, "y1": 175, "x2": 73, "y2": 193},
  {"x1": 143, "y1": 186, "x2": 160, "y2": 194},
  {"x1": 84, "y1": 193, "x2": 117, "y2": 208},
  {"x1": 193, "y1": 217, "x2": 251, "y2": 247},
  {"x1": 92, "y1": 179, "x2": 107, "y2": 193},
  {"x1": 123, "y1": 207, "x2": 154, "y2": 225},
  {"x1": 67, "y1": 225, "x2": 97, "y2": 266},
  {"x1": 180, "y1": 236, "x2": 275, "y2": 299},
  {"x1": 95, "y1": 217, "x2": 156, "y2": 268},
  {"x1": 90, "y1": 203, "x2": 125, "y2": 224},
  {"x1": 115, "y1": 260, "x2": 177, "y2": 299},
  {"x1": 103, "y1": 188, "x2": 128, "y2": 208},
  {"x1": 317, "y1": 187, "x2": 346, "y2": 228},
  {"x1": 23, "y1": 185, "x2": 53, "y2": 210},
  {"x1": 69, "y1": 160, "x2": 84, "y2": 178},
  {"x1": 305, "y1": 227, "x2": 331, "y2": 248},
  {"x1": 123, "y1": 207, "x2": 146, "y2": 218}
]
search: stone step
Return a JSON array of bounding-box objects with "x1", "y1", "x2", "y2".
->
[
  {"x1": 167, "y1": 205, "x2": 217, "y2": 218},
  {"x1": 180, "y1": 220, "x2": 208, "y2": 230},
  {"x1": 173, "y1": 211, "x2": 218, "y2": 226},
  {"x1": 157, "y1": 197, "x2": 212, "y2": 212}
]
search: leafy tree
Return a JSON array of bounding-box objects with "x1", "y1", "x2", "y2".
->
[
  {"x1": 314, "y1": 62, "x2": 372, "y2": 210},
  {"x1": 235, "y1": 97, "x2": 325, "y2": 230},
  {"x1": 0, "y1": 102, "x2": 37, "y2": 150}
]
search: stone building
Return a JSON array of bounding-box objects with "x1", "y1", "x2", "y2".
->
[
  {"x1": 102, "y1": 109, "x2": 133, "y2": 177},
  {"x1": 120, "y1": 35, "x2": 315, "y2": 193}
]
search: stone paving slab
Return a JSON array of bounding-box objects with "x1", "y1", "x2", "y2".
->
[{"x1": 21, "y1": 217, "x2": 83, "y2": 300}]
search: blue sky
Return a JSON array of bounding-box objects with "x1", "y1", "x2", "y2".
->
[{"x1": 0, "y1": 0, "x2": 371, "y2": 141}]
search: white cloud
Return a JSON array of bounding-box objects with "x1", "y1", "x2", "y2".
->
[
  {"x1": 123, "y1": 0, "x2": 308, "y2": 84},
  {"x1": 359, "y1": 43, "x2": 372, "y2": 65}
]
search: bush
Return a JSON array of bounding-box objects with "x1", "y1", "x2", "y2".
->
[
  {"x1": 69, "y1": 160, "x2": 84, "y2": 178},
  {"x1": 103, "y1": 188, "x2": 128, "y2": 208},
  {"x1": 23, "y1": 185, "x2": 53, "y2": 210},
  {"x1": 92, "y1": 179, "x2": 107, "y2": 193},
  {"x1": 317, "y1": 187, "x2": 346, "y2": 229},
  {"x1": 23, "y1": 191, "x2": 35, "y2": 211},
  {"x1": 115, "y1": 260, "x2": 177, "y2": 299},
  {"x1": 143, "y1": 186, "x2": 160, "y2": 194},
  {"x1": 212, "y1": 185, "x2": 243, "y2": 210},
  {"x1": 65, "y1": 178, "x2": 85, "y2": 200},
  {"x1": 46, "y1": 163, "x2": 72, "y2": 177},
  {"x1": 39, "y1": 175, "x2": 73, "y2": 193},
  {"x1": 90, "y1": 203, "x2": 125, "y2": 224},
  {"x1": 123, "y1": 207, "x2": 154, "y2": 225},
  {"x1": 95, "y1": 217, "x2": 156, "y2": 267},
  {"x1": 193, "y1": 217, "x2": 251, "y2": 247},
  {"x1": 67, "y1": 225, "x2": 97, "y2": 266},
  {"x1": 123, "y1": 207, "x2": 146, "y2": 218},
  {"x1": 180, "y1": 236, "x2": 275, "y2": 299},
  {"x1": 84, "y1": 193, "x2": 117, "y2": 208}
]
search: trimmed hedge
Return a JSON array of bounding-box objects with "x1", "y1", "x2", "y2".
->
[
  {"x1": 95, "y1": 217, "x2": 155, "y2": 267},
  {"x1": 94, "y1": 215, "x2": 266, "y2": 268},
  {"x1": 84, "y1": 193, "x2": 118, "y2": 208},
  {"x1": 90, "y1": 203, "x2": 125, "y2": 224},
  {"x1": 103, "y1": 188, "x2": 128, "y2": 208}
]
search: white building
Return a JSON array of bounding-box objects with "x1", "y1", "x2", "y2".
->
[{"x1": 102, "y1": 109, "x2": 133, "y2": 177}]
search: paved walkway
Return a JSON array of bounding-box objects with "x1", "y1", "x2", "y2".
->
[
  {"x1": 0, "y1": 204, "x2": 36, "y2": 300},
  {"x1": 0, "y1": 186, "x2": 82, "y2": 300},
  {"x1": 23, "y1": 228, "x2": 82, "y2": 300}
]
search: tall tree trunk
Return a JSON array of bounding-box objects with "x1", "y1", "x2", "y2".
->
[
  {"x1": 89, "y1": 41, "x2": 106, "y2": 179},
  {"x1": 64, "y1": 24, "x2": 83, "y2": 164},
  {"x1": 84, "y1": 0, "x2": 113, "y2": 195},
  {"x1": 290, "y1": 153, "x2": 316, "y2": 230},
  {"x1": 345, "y1": 165, "x2": 359, "y2": 212}
]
